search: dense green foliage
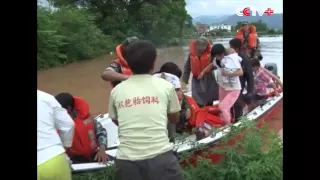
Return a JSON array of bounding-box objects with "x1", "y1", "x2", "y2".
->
[
  {"x1": 211, "y1": 20, "x2": 282, "y2": 38},
  {"x1": 234, "y1": 20, "x2": 282, "y2": 35},
  {"x1": 38, "y1": 0, "x2": 193, "y2": 69},
  {"x1": 72, "y1": 119, "x2": 283, "y2": 180}
]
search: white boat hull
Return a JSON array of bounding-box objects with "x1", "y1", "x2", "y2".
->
[{"x1": 71, "y1": 92, "x2": 283, "y2": 173}]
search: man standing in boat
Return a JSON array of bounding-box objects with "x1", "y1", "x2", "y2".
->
[
  {"x1": 55, "y1": 93, "x2": 109, "y2": 164},
  {"x1": 108, "y1": 40, "x2": 184, "y2": 180},
  {"x1": 235, "y1": 21, "x2": 262, "y2": 60},
  {"x1": 101, "y1": 36, "x2": 139, "y2": 87},
  {"x1": 37, "y1": 90, "x2": 74, "y2": 180},
  {"x1": 183, "y1": 37, "x2": 219, "y2": 107}
]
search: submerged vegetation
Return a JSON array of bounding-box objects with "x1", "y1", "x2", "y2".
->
[
  {"x1": 72, "y1": 119, "x2": 283, "y2": 180},
  {"x1": 37, "y1": 0, "x2": 194, "y2": 70}
]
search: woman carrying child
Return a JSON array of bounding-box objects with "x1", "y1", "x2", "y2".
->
[{"x1": 199, "y1": 44, "x2": 243, "y2": 125}]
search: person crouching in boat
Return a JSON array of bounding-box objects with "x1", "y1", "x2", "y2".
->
[
  {"x1": 101, "y1": 36, "x2": 139, "y2": 87},
  {"x1": 249, "y1": 59, "x2": 279, "y2": 110},
  {"x1": 183, "y1": 37, "x2": 219, "y2": 107},
  {"x1": 261, "y1": 66, "x2": 283, "y2": 89},
  {"x1": 153, "y1": 62, "x2": 192, "y2": 139},
  {"x1": 55, "y1": 93, "x2": 109, "y2": 164},
  {"x1": 108, "y1": 40, "x2": 184, "y2": 180},
  {"x1": 236, "y1": 21, "x2": 262, "y2": 60},
  {"x1": 154, "y1": 62, "x2": 225, "y2": 137},
  {"x1": 229, "y1": 38, "x2": 254, "y2": 120},
  {"x1": 199, "y1": 45, "x2": 243, "y2": 125},
  {"x1": 37, "y1": 90, "x2": 74, "y2": 180}
]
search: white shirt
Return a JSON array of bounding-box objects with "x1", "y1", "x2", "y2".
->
[
  {"x1": 213, "y1": 53, "x2": 242, "y2": 91},
  {"x1": 153, "y1": 73, "x2": 181, "y2": 89},
  {"x1": 37, "y1": 90, "x2": 75, "y2": 166}
]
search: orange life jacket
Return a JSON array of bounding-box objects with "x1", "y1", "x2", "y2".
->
[
  {"x1": 115, "y1": 44, "x2": 133, "y2": 76},
  {"x1": 235, "y1": 25, "x2": 258, "y2": 49},
  {"x1": 109, "y1": 44, "x2": 133, "y2": 87},
  {"x1": 189, "y1": 40, "x2": 211, "y2": 77},
  {"x1": 185, "y1": 96, "x2": 224, "y2": 128},
  {"x1": 66, "y1": 97, "x2": 98, "y2": 158}
]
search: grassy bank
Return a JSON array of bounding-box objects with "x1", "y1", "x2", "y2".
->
[{"x1": 72, "y1": 119, "x2": 283, "y2": 180}]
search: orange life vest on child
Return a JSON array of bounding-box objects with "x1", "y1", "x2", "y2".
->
[
  {"x1": 185, "y1": 96, "x2": 225, "y2": 128},
  {"x1": 235, "y1": 25, "x2": 258, "y2": 49},
  {"x1": 66, "y1": 97, "x2": 98, "y2": 158},
  {"x1": 189, "y1": 40, "x2": 211, "y2": 77}
]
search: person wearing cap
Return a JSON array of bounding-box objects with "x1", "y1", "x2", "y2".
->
[
  {"x1": 101, "y1": 36, "x2": 139, "y2": 87},
  {"x1": 235, "y1": 21, "x2": 262, "y2": 60},
  {"x1": 183, "y1": 37, "x2": 219, "y2": 107}
]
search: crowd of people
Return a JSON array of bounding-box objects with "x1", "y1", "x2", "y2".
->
[{"x1": 37, "y1": 21, "x2": 283, "y2": 180}]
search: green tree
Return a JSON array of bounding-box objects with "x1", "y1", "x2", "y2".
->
[
  {"x1": 267, "y1": 29, "x2": 276, "y2": 34},
  {"x1": 38, "y1": 7, "x2": 67, "y2": 69},
  {"x1": 37, "y1": 6, "x2": 113, "y2": 69},
  {"x1": 38, "y1": 0, "x2": 193, "y2": 69},
  {"x1": 235, "y1": 20, "x2": 269, "y2": 32},
  {"x1": 251, "y1": 20, "x2": 268, "y2": 32},
  {"x1": 235, "y1": 21, "x2": 242, "y2": 31}
]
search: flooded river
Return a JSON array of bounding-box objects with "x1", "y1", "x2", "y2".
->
[{"x1": 38, "y1": 36, "x2": 283, "y2": 115}]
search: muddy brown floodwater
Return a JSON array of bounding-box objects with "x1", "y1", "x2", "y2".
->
[
  {"x1": 38, "y1": 46, "x2": 187, "y2": 115},
  {"x1": 38, "y1": 46, "x2": 282, "y2": 135}
]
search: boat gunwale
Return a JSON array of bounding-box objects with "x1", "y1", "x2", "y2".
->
[{"x1": 71, "y1": 93, "x2": 283, "y2": 173}]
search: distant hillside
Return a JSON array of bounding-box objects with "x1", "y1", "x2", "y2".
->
[
  {"x1": 221, "y1": 14, "x2": 282, "y2": 29},
  {"x1": 192, "y1": 15, "x2": 229, "y2": 25},
  {"x1": 193, "y1": 14, "x2": 283, "y2": 29}
]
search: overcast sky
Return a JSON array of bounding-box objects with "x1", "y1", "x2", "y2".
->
[{"x1": 185, "y1": 0, "x2": 283, "y2": 17}]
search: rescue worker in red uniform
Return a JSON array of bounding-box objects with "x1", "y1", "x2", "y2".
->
[
  {"x1": 235, "y1": 21, "x2": 262, "y2": 60},
  {"x1": 55, "y1": 93, "x2": 109, "y2": 164},
  {"x1": 101, "y1": 36, "x2": 139, "y2": 87}
]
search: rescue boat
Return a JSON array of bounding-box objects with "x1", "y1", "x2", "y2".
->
[{"x1": 71, "y1": 63, "x2": 283, "y2": 173}]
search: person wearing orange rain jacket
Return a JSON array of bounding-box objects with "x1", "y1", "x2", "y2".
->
[
  {"x1": 183, "y1": 37, "x2": 219, "y2": 107},
  {"x1": 55, "y1": 93, "x2": 109, "y2": 164},
  {"x1": 235, "y1": 21, "x2": 262, "y2": 60},
  {"x1": 101, "y1": 36, "x2": 139, "y2": 87}
]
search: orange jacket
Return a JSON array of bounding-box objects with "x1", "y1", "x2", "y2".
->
[
  {"x1": 185, "y1": 96, "x2": 224, "y2": 128},
  {"x1": 114, "y1": 44, "x2": 133, "y2": 76},
  {"x1": 108, "y1": 44, "x2": 133, "y2": 88},
  {"x1": 235, "y1": 25, "x2": 258, "y2": 49},
  {"x1": 189, "y1": 40, "x2": 211, "y2": 77},
  {"x1": 72, "y1": 96, "x2": 90, "y2": 121},
  {"x1": 66, "y1": 97, "x2": 98, "y2": 158}
]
